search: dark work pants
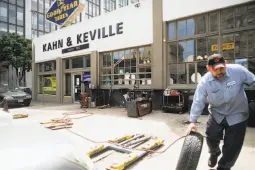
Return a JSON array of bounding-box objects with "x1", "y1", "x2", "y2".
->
[{"x1": 205, "y1": 115, "x2": 247, "y2": 169}]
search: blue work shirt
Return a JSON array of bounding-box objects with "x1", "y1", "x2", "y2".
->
[{"x1": 190, "y1": 64, "x2": 255, "y2": 126}]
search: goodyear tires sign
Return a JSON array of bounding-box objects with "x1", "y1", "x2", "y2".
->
[{"x1": 46, "y1": 0, "x2": 84, "y2": 27}]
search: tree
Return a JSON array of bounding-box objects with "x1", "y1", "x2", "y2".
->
[
  {"x1": 0, "y1": 61, "x2": 9, "y2": 75},
  {"x1": 0, "y1": 33, "x2": 32, "y2": 86}
]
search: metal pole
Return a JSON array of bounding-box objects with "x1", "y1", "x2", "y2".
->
[{"x1": 42, "y1": 77, "x2": 45, "y2": 105}]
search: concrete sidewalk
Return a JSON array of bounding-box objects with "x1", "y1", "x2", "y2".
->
[{"x1": 7, "y1": 104, "x2": 255, "y2": 170}]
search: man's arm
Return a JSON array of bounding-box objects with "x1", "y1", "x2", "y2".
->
[
  {"x1": 190, "y1": 80, "x2": 207, "y2": 123},
  {"x1": 241, "y1": 66, "x2": 255, "y2": 88}
]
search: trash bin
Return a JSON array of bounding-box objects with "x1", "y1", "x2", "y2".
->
[{"x1": 126, "y1": 98, "x2": 152, "y2": 118}]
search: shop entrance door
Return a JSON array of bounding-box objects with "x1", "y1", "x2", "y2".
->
[{"x1": 73, "y1": 74, "x2": 82, "y2": 103}]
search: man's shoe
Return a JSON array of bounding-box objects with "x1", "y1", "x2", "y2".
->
[{"x1": 208, "y1": 153, "x2": 220, "y2": 168}]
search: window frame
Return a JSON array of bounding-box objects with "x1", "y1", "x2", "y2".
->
[
  {"x1": 100, "y1": 45, "x2": 152, "y2": 87},
  {"x1": 166, "y1": 1, "x2": 255, "y2": 87}
]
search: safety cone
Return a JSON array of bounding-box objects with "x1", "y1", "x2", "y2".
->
[{"x1": 3, "y1": 99, "x2": 9, "y2": 112}]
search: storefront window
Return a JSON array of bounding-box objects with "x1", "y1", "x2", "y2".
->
[
  {"x1": 84, "y1": 55, "x2": 91, "y2": 67},
  {"x1": 195, "y1": 15, "x2": 207, "y2": 34},
  {"x1": 65, "y1": 59, "x2": 70, "y2": 69},
  {"x1": 169, "y1": 63, "x2": 186, "y2": 84},
  {"x1": 38, "y1": 74, "x2": 56, "y2": 95},
  {"x1": 207, "y1": 36, "x2": 219, "y2": 55},
  {"x1": 188, "y1": 63, "x2": 196, "y2": 84},
  {"x1": 247, "y1": 3, "x2": 255, "y2": 27},
  {"x1": 100, "y1": 46, "x2": 152, "y2": 86},
  {"x1": 248, "y1": 30, "x2": 255, "y2": 58},
  {"x1": 178, "y1": 40, "x2": 195, "y2": 62},
  {"x1": 197, "y1": 38, "x2": 207, "y2": 59},
  {"x1": 167, "y1": 2, "x2": 255, "y2": 87},
  {"x1": 235, "y1": 5, "x2": 248, "y2": 28},
  {"x1": 38, "y1": 63, "x2": 43, "y2": 72},
  {"x1": 65, "y1": 73, "x2": 71, "y2": 96},
  {"x1": 235, "y1": 32, "x2": 248, "y2": 58},
  {"x1": 222, "y1": 34, "x2": 235, "y2": 60},
  {"x1": 177, "y1": 20, "x2": 186, "y2": 38},
  {"x1": 168, "y1": 43, "x2": 177, "y2": 63},
  {"x1": 43, "y1": 61, "x2": 56, "y2": 72},
  {"x1": 168, "y1": 22, "x2": 176, "y2": 40},
  {"x1": 101, "y1": 53, "x2": 112, "y2": 86},
  {"x1": 102, "y1": 53, "x2": 112, "y2": 67},
  {"x1": 72, "y1": 57, "x2": 84, "y2": 69},
  {"x1": 138, "y1": 46, "x2": 151, "y2": 65},
  {"x1": 209, "y1": 12, "x2": 218, "y2": 32},
  {"x1": 197, "y1": 61, "x2": 207, "y2": 77},
  {"x1": 221, "y1": 7, "x2": 235, "y2": 30}
]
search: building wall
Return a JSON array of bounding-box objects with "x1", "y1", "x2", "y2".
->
[
  {"x1": 162, "y1": 0, "x2": 254, "y2": 21},
  {"x1": 33, "y1": 0, "x2": 153, "y2": 62},
  {"x1": 163, "y1": 0, "x2": 255, "y2": 90}
]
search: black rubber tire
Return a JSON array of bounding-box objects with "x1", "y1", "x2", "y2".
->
[
  {"x1": 176, "y1": 132, "x2": 204, "y2": 170},
  {"x1": 24, "y1": 101, "x2": 31, "y2": 107},
  {"x1": 248, "y1": 102, "x2": 255, "y2": 127}
]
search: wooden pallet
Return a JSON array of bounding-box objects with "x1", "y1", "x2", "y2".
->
[{"x1": 13, "y1": 114, "x2": 29, "y2": 119}]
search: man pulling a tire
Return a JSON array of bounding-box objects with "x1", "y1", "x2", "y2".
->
[{"x1": 186, "y1": 54, "x2": 255, "y2": 170}]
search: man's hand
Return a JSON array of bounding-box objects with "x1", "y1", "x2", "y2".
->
[{"x1": 185, "y1": 122, "x2": 197, "y2": 135}]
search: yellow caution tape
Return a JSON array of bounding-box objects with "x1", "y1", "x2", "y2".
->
[
  {"x1": 109, "y1": 153, "x2": 139, "y2": 170},
  {"x1": 108, "y1": 135, "x2": 134, "y2": 143},
  {"x1": 87, "y1": 144, "x2": 105, "y2": 157}
]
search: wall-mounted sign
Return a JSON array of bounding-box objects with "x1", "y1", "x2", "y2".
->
[
  {"x1": 82, "y1": 72, "x2": 91, "y2": 82},
  {"x1": 45, "y1": 0, "x2": 84, "y2": 27},
  {"x1": 43, "y1": 76, "x2": 56, "y2": 92},
  {"x1": 211, "y1": 42, "x2": 235, "y2": 51},
  {"x1": 62, "y1": 43, "x2": 89, "y2": 54},
  {"x1": 43, "y1": 22, "x2": 124, "y2": 52}
]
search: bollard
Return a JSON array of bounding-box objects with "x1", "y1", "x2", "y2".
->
[{"x1": 3, "y1": 98, "x2": 9, "y2": 112}]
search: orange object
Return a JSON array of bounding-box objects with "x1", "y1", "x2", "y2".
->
[
  {"x1": 3, "y1": 99, "x2": 8, "y2": 112},
  {"x1": 80, "y1": 92, "x2": 88, "y2": 108}
]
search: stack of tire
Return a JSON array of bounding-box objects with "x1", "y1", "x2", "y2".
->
[{"x1": 248, "y1": 101, "x2": 255, "y2": 127}]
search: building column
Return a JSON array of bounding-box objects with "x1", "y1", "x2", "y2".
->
[
  {"x1": 151, "y1": 0, "x2": 163, "y2": 89},
  {"x1": 162, "y1": 22, "x2": 168, "y2": 89},
  {"x1": 56, "y1": 57, "x2": 62, "y2": 103},
  {"x1": 91, "y1": 51, "x2": 98, "y2": 88},
  {"x1": 32, "y1": 43, "x2": 37, "y2": 100}
]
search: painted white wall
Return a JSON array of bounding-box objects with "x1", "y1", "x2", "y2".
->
[
  {"x1": 25, "y1": 71, "x2": 32, "y2": 88},
  {"x1": 33, "y1": 0, "x2": 153, "y2": 63},
  {"x1": 163, "y1": 0, "x2": 254, "y2": 21}
]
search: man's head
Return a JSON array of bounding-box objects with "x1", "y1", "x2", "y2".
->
[{"x1": 206, "y1": 54, "x2": 226, "y2": 80}]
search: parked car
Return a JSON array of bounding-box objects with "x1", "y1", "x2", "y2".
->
[
  {"x1": 0, "y1": 85, "x2": 32, "y2": 107},
  {"x1": 18, "y1": 86, "x2": 32, "y2": 96}
]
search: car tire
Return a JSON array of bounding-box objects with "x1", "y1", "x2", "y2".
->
[
  {"x1": 176, "y1": 132, "x2": 204, "y2": 170},
  {"x1": 24, "y1": 101, "x2": 31, "y2": 107}
]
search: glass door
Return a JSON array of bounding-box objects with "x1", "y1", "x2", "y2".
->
[{"x1": 73, "y1": 74, "x2": 82, "y2": 103}]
